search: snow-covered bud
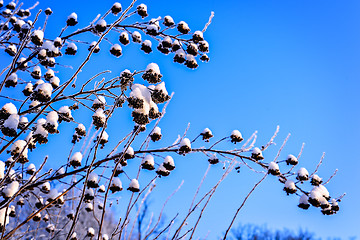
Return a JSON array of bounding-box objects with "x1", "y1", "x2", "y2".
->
[
  {"x1": 110, "y1": 177, "x2": 123, "y2": 193},
  {"x1": 17, "y1": 197, "x2": 24, "y2": 206},
  {"x1": 137, "y1": 4, "x2": 148, "y2": 18},
  {"x1": 37, "y1": 49, "x2": 47, "y2": 60},
  {"x1": 296, "y1": 167, "x2": 309, "y2": 181},
  {"x1": 123, "y1": 146, "x2": 135, "y2": 160},
  {"x1": 141, "y1": 40, "x2": 152, "y2": 53},
  {"x1": 58, "y1": 106, "x2": 74, "y2": 122},
  {"x1": 16, "y1": 57, "x2": 27, "y2": 70},
  {"x1": 6, "y1": 1, "x2": 15, "y2": 10},
  {"x1": 4, "y1": 73, "x2": 17, "y2": 88},
  {"x1": 31, "y1": 30, "x2": 44, "y2": 45},
  {"x1": 32, "y1": 82, "x2": 53, "y2": 102},
  {"x1": 31, "y1": 66, "x2": 41, "y2": 79},
  {"x1": 75, "y1": 124, "x2": 86, "y2": 136},
  {"x1": 87, "y1": 227, "x2": 95, "y2": 237},
  {"x1": 22, "y1": 83, "x2": 33, "y2": 97},
  {"x1": 298, "y1": 194, "x2": 310, "y2": 210},
  {"x1": 102, "y1": 234, "x2": 109, "y2": 240},
  {"x1": 179, "y1": 138, "x2": 191, "y2": 155},
  {"x1": 85, "y1": 203, "x2": 93, "y2": 212},
  {"x1": 65, "y1": 42, "x2": 77, "y2": 55},
  {"x1": 2, "y1": 9, "x2": 11, "y2": 18},
  {"x1": 132, "y1": 31, "x2": 142, "y2": 43},
  {"x1": 45, "y1": 7, "x2": 52, "y2": 15},
  {"x1": 120, "y1": 69, "x2": 133, "y2": 90},
  {"x1": 208, "y1": 154, "x2": 219, "y2": 164},
  {"x1": 16, "y1": 117, "x2": 27, "y2": 131},
  {"x1": 95, "y1": 19, "x2": 107, "y2": 32},
  {"x1": 283, "y1": 180, "x2": 297, "y2": 194},
  {"x1": 29, "y1": 100, "x2": 41, "y2": 113},
  {"x1": 1, "y1": 114, "x2": 19, "y2": 137},
  {"x1": 141, "y1": 155, "x2": 155, "y2": 170},
  {"x1": 187, "y1": 43, "x2": 198, "y2": 56},
  {"x1": 150, "y1": 126, "x2": 162, "y2": 142},
  {"x1": 44, "y1": 111, "x2": 59, "y2": 134},
  {"x1": 97, "y1": 131, "x2": 109, "y2": 149},
  {"x1": 286, "y1": 154, "x2": 298, "y2": 165},
  {"x1": 308, "y1": 189, "x2": 321, "y2": 207},
  {"x1": 10, "y1": 140, "x2": 28, "y2": 163},
  {"x1": 319, "y1": 196, "x2": 330, "y2": 209},
  {"x1": 163, "y1": 15, "x2": 174, "y2": 26},
  {"x1": 268, "y1": 161, "x2": 280, "y2": 175},
  {"x1": 50, "y1": 76, "x2": 60, "y2": 89},
  {"x1": 92, "y1": 108, "x2": 106, "y2": 130},
  {"x1": 26, "y1": 163, "x2": 36, "y2": 175},
  {"x1": 2, "y1": 181, "x2": 19, "y2": 199},
  {"x1": 192, "y1": 30, "x2": 204, "y2": 42},
  {"x1": 40, "y1": 181, "x2": 50, "y2": 193},
  {"x1": 53, "y1": 37, "x2": 62, "y2": 47},
  {"x1": 185, "y1": 54, "x2": 198, "y2": 69},
  {"x1": 70, "y1": 152, "x2": 82, "y2": 167},
  {"x1": 0, "y1": 103, "x2": 17, "y2": 120},
  {"x1": 111, "y1": 2, "x2": 122, "y2": 15},
  {"x1": 200, "y1": 54, "x2": 210, "y2": 62},
  {"x1": 163, "y1": 156, "x2": 175, "y2": 170},
  {"x1": 84, "y1": 188, "x2": 95, "y2": 201},
  {"x1": 174, "y1": 49, "x2": 186, "y2": 63},
  {"x1": 0, "y1": 161, "x2": 4, "y2": 180},
  {"x1": 200, "y1": 128, "x2": 213, "y2": 141},
  {"x1": 251, "y1": 147, "x2": 264, "y2": 160},
  {"x1": 0, "y1": 208, "x2": 10, "y2": 229},
  {"x1": 156, "y1": 163, "x2": 170, "y2": 177},
  {"x1": 119, "y1": 32, "x2": 130, "y2": 45},
  {"x1": 230, "y1": 130, "x2": 243, "y2": 143},
  {"x1": 331, "y1": 199, "x2": 339, "y2": 212},
  {"x1": 92, "y1": 96, "x2": 106, "y2": 110},
  {"x1": 47, "y1": 57, "x2": 56, "y2": 67},
  {"x1": 67, "y1": 12, "x2": 78, "y2": 26},
  {"x1": 87, "y1": 172, "x2": 99, "y2": 188},
  {"x1": 13, "y1": 19, "x2": 25, "y2": 32},
  {"x1": 44, "y1": 69, "x2": 55, "y2": 81},
  {"x1": 199, "y1": 40, "x2": 209, "y2": 53},
  {"x1": 142, "y1": 63, "x2": 162, "y2": 83},
  {"x1": 172, "y1": 40, "x2": 181, "y2": 52},
  {"x1": 146, "y1": 24, "x2": 159, "y2": 36},
  {"x1": 46, "y1": 224, "x2": 55, "y2": 233},
  {"x1": 110, "y1": 44, "x2": 122, "y2": 57},
  {"x1": 5, "y1": 44, "x2": 17, "y2": 56},
  {"x1": 9, "y1": 205, "x2": 16, "y2": 218},
  {"x1": 177, "y1": 21, "x2": 190, "y2": 34},
  {"x1": 310, "y1": 174, "x2": 323, "y2": 186},
  {"x1": 128, "y1": 179, "x2": 140, "y2": 192},
  {"x1": 88, "y1": 41, "x2": 100, "y2": 53}
]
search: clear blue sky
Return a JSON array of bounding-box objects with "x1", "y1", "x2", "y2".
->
[{"x1": 1, "y1": 0, "x2": 359, "y2": 239}]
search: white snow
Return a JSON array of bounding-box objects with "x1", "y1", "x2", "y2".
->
[
  {"x1": 3, "y1": 181, "x2": 19, "y2": 198},
  {"x1": 180, "y1": 138, "x2": 191, "y2": 148},
  {"x1": 50, "y1": 76, "x2": 60, "y2": 88},
  {"x1": 11, "y1": 140, "x2": 28, "y2": 158},
  {"x1": 0, "y1": 161, "x2": 4, "y2": 179},
  {"x1": 112, "y1": 177, "x2": 122, "y2": 188},
  {"x1": 252, "y1": 147, "x2": 263, "y2": 156},
  {"x1": 46, "y1": 111, "x2": 58, "y2": 125},
  {"x1": 284, "y1": 180, "x2": 296, "y2": 191},
  {"x1": 297, "y1": 167, "x2": 309, "y2": 178},
  {"x1": 88, "y1": 172, "x2": 98, "y2": 183},
  {"x1": 70, "y1": 152, "x2": 82, "y2": 164},
  {"x1": 152, "y1": 126, "x2": 161, "y2": 135},
  {"x1": 102, "y1": 234, "x2": 109, "y2": 240},
  {"x1": 193, "y1": 30, "x2": 203, "y2": 39},
  {"x1": 93, "y1": 96, "x2": 106, "y2": 106},
  {"x1": 155, "y1": 81, "x2": 168, "y2": 95},
  {"x1": 164, "y1": 156, "x2": 174, "y2": 167},
  {"x1": 146, "y1": 63, "x2": 160, "y2": 74},
  {"x1": 67, "y1": 42, "x2": 77, "y2": 51},
  {"x1": 142, "y1": 155, "x2": 154, "y2": 166},
  {"x1": 120, "y1": 31, "x2": 129, "y2": 40},
  {"x1": 202, "y1": 128, "x2": 212, "y2": 135},
  {"x1": 100, "y1": 131, "x2": 109, "y2": 142},
  {"x1": 68, "y1": 12, "x2": 77, "y2": 21},
  {"x1": 111, "y1": 44, "x2": 122, "y2": 51},
  {"x1": 7, "y1": 73, "x2": 17, "y2": 83},
  {"x1": 268, "y1": 161, "x2": 279, "y2": 171},
  {"x1": 96, "y1": 19, "x2": 106, "y2": 28},
  {"x1": 88, "y1": 227, "x2": 95, "y2": 236},
  {"x1": 41, "y1": 181, "x2": 50, "y2": 191},
  {"x1": 132, "y1": 31, "x2": 141, "y2": 42},
  {"x1": 27, "y1": 163, "x2": 36, "y2": 173},
  {"x1": 58, "y1": 106, "x2": 73, "y2": 118},
  {"x1": 0, "y1": 208, "x2": 9, "y2": 227},
  {"x1": 32, "y1": 30, "x2": 44, "y2": 40},
  {"x1": 3, "y1": 114, "x2": 19, "y2": 130},
  {"x1": 142, "y1": 40, "x2": 151, "y2": 47},
  {"x1": 2, "y1": 103, "x2": 17, "y2": 115},
  {"x1": 164, "y1": 15, "x2": 174, "y2": 25},
  {"x1": 231, "y1": 130, "x2": 242, "y2": 138},
  {"x1": 129, "y1": 179, "x2": 139, "y2": 190}
]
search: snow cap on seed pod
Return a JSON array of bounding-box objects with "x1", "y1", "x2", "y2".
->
[
  {"x1": 137, "y1": 4, "x2": 148, "y2": 18},
  {"x1": 110, "y1": 177, "x2": 123, "y2": 193},
  {"x1": 141, "y1": 154, "x2": 155, "y2": 170},
  {"x1": 65, "y1": 42, "x2": 77, "y2": 55},
  {"x1": 150, "y1": 126, "x2": 162, "y2": 142},
  {"x1": 185, "y1": 54, "x2": 198, "y2": 69},
  {"x1": 296, "y1": 167, "x2": 309, "y2": 181},
  {"x1": 141, "y1": 40, "x2": 152, "y2": 53},
  {"x1": 310, "y1": 174, "x2": 323, "y2": 186},
  {"x1": 286, "y1": 154, "x2": 298, "y2": 165},
  {"x1": 119, "y1": 31, "x2": 129, "y2": 45},
  {"x1": 70, "y1": 152, "x2": 82, "y2": 167},
  {"x1": 208, "y1": 154, "x2": 219, "y2": 165},
  {"x1": 178, "y1": 138, "x2": 191, "y2": 155},
  {"x1": 163, "y1": 156, "x2": 175, "y2": 170},
  {"x1": 111, "y1": 2, "x2": 122, "y2": 15},
  {"x1": 251, "y1": 147, "x2": 264, "y2": 160},
  {"x1": 132, "y1": 31, "x2": 142, "y2": 43},
  {"x1": 283, "y1": 180, "x2": 297, "y2": 194},
  {"x1": 127, "y1": 179, "x2": 140, "y2": 192},
  {"x1": 268, "y1": 161, "x2": 280, "y2": 176},
  {"x1": 95, "y1": 19, "x2": 107, "y2": 32},
  {"x1": 67, "y1": 12, "x2": 78, "y2": 26},
  {"x1": 200, "y1": 128, "x2": 213, "y2": 141},
  {"x1": 89, "y1": 41, "x2": 100, "y2": 53},
  {"x1": 110, "y1": 44, "x2": 122, "y2": 57},
  {"x1": 298, "y1": 194, "x2": 310, "y2": 210},
  {"x1": 163, "y1": 15, "x2": 174, "y2": 26},
  {"x1": 230, "y1": 130, "x2": 243, "y2": 143},
  {"x1": 156, "y1": 163, "x2": 170, "y2": 177}
]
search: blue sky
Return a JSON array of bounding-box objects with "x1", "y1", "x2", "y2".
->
[{"x1": 1, "y1": 0, "x2": 360, "y2": 239}]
